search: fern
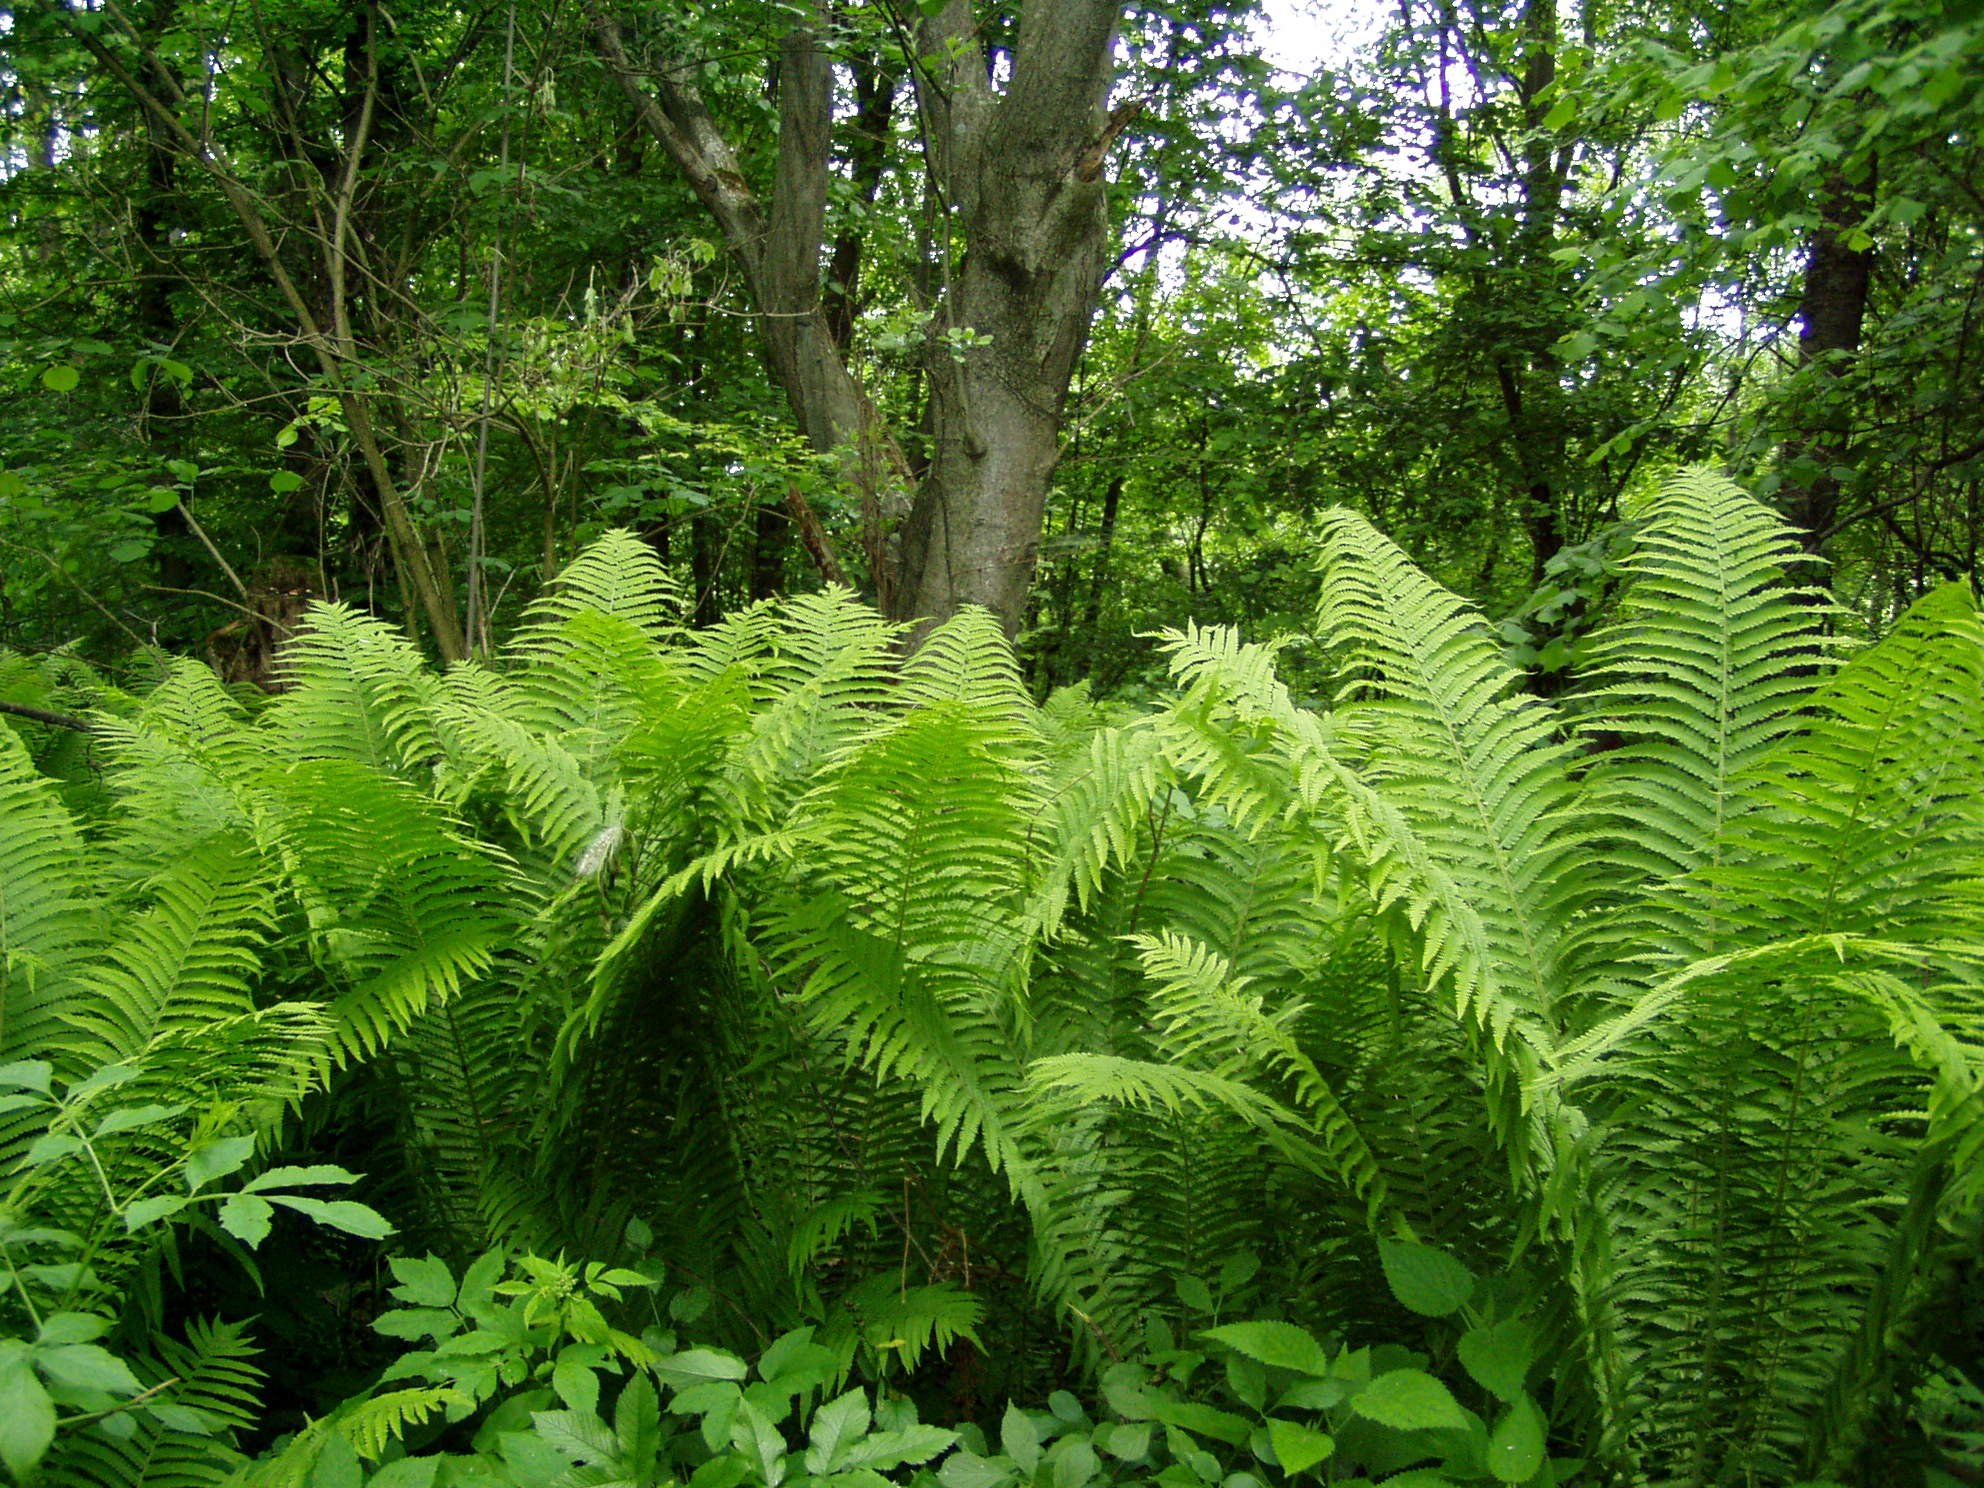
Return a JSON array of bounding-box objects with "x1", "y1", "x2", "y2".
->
[{"x1": 41, "y1": 1319, "x2": 265, "y2": 1488}]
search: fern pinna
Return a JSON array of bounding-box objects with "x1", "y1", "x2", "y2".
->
[{"x1": 1, "y1": 474, "x2": 1977, "y2": 1482}]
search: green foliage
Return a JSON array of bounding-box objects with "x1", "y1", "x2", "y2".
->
[{"x1": 1, "y1": 470, "x2": 1978, "y2": 1483}]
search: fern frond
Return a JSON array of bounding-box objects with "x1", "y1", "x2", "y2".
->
[
  {"x1": 265, "y1": 605, "x2": 446, "y2": 773},
  {"x1": 1314, "y1": 508, "x2": 1583, "y2": 1031},
  {"x1": 0, "y1": 727, "x2": 99, "y2": 1066},
  {"x1": 1574, "y1": 469, "x2": 1826, "y2": 891},
  {"x1": 41, "y1": 1318, "x2": 263, "y2": 1488}
]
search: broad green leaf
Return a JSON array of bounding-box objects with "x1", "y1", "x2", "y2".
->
[
  {"x1": 36, "y1": 1342, "x2": 143, "y2": 1395},
  {"x1": 1099, "y1": 1422, "x2": 1151, "y2": 1461},
  {"x1": 68, "y1": 1064, "x2": 140, "y2": 1097},
  {"x1": 124, "y1": 1194, "x2": 190, "y2": 1231},
  {"x1": 372, "y1": 1308, "x2": 456, "y2": 1341},
  {"x1": 553, "y1": 1350, "x2": 600, "y2": 1415},
  {"x1": 389, "y1": 1254, "x2": 459, "y2": 1308},
  {"x1": 616, "y1": 1375, "x2": 662, "y2": 1470},
  {"x1": 730, "y1": 1397, "x2": 788, "y2": 1487},
  {"x1": 218, "y1": 1192, "x2": 275, "y2": 1247},
  {"x1": 1377, "y1": 1241, "x2": 1474, "y2": 1317},
  {"x1": 1486, "y1": 1394, "x2": 1545, "y2": 1482},
  {"x1": 1267, "y1": 1419, "x2": 1334, "y2": 1475},
  {"x1": 657, "y1": 1348, "x2": 750, "y2": 1389},
  {"x1": 0, "y1": 1061, "x2": 53, "y2": 1093},
  {"x1": 25, "y1": 1133, "x2": 84, "y2": 1166},
  {"x1": 1201, "y1": 1321, "x2": 1329, "y2": 1376},
  {"x1": 185, "y1": 1135, "x2": 257, "y2": 1190},
  {"x1": 808, "y1": 1389, "x2": 872, "y2": 1473},
  {"x1": 940, "y1": 1451, "x2": 1014, "y2": 1488},
  {"x1": 532, "y1": 1408, "x2": 622, "y2": 1465},
  {"x1": 1046, "y1": 1436, "x2": 1098, "y2": 1488},
  {"x1": 1002, "y1": 1403, "x2": 1039, "y2": 1473},
  {"x1": 41, "y1": 365, "x2": 80, "y2": 393},
  {"x1": 367, "y1": 1459, "x2": 439, "y2": 1488},
  {"x1": 244, "y1": 1164, "x2": 360, "y2": 1192},
  {"x1": 1458, "y1": 1319, "x2": 1534, "y2": 1403},
  {"x1": 94, "y1": 1103, "x2": 187, "y2": 1137},
  {"x1": 843, "y1": 1425, "x2": 957, "y2": 1472},
  {"x1": 1348, "y1": 1370, "x2": 1467, "y2": 1432},
  {"x1": 268, "y1": 1195, "x2": 395, "y2": 1239},
  {"x1": 0, "y1": 1351, "x2": 56, "y2": 1481},
  {"x1": 37, "y1": 1312, "x2": 111, "y2": 1345}
]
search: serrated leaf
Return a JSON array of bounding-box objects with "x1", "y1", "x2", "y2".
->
[
  {"x1": 940, "y1": 1451, "x2": 1014, "y2": 1488},
  {"x1": 1458, "y1": 1319, "x2": 1533, "y2": 1403},
  {"x1": 554, "y1": 1351, "x2": 599, "y2": 1415},
  {"x1": 37, "y1": 1312, "x2": 111, "y2": 1345},
  {"x1": 185, "y1": 1135, "x2": 257, "y2": 1190},
  {"x1": 616, "y1": 1375, "x2": 661, "y2": 1470},
  {"x1": 36, "y1": 1342, "x2": 143, "y2": 1395},
  {"x1": 389, "y1": 1254, "x2": 458, "y2": 1308},
  {"x1": 1002, "y1": 1403, "x2": 1038, "y2": 1473},
  {"x1": 243, "y1": 1164, "x2": 360, "y2": 1193},
  {"x1": 842, "y1": 1424, "x2": 956, "y2": 1471},
  {"x1": 532, "y1": 1407, "x2": 623, "y2": 1466},
  {"x1": 1267, "y1": 1419, "x2": 1334, "y2": 1475},
  {"x1": 373, "y1": 1308, "x2": 457, "y2": 1341},
  {"x1": 1348, "y1": 1370, "x2": 1467, "y2": 1432},
  {"x1": 218, "y1": 1192, "x2": 275, "y2": 1247},
  {"x1": 25, "y1": 1133, "x2": 84, "y2": 1166},
  {"x1": 268, "y1": 1194, "x2": 395, "y2": 1239},
  {"x1": 94, "y1": 1102, "x2": 187, "y2": 1137},
  {"x1": 0, "y1": 1352, "x2": 56, "y2": 1480},
  {"x1": 657, "y1": 1348, "x2": 749, "y2": 1389},
  {"x1": 1377, "y1": 1241, "x2": 1474, "y2": 1317},
  {"x1": 124, "y1": 1194, "x2": 190, "y2": 1231},
  {"x1": 1486, "y1": 1394, "x2": 1545, "y2": 1483},
  {"x1": 807, "y1": 1388, "x2": 872, "y2": 1473},
  {"x1": 1201, "y1": 1322, "x2": 1330, "y2": 1376},
  {"x1": 731, "y1": 1397, "x2": 788, "y2": 1487}
]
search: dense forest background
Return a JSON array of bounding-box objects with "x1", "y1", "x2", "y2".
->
[
  {"x1": 4, "y1": 0, "x2": 1979, "y2": 685},
  {"x1": 3, "y1": 2, "x2": 1983, "y2": 1487}
]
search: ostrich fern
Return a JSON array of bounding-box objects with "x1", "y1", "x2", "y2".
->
[{"x1": 1, "y1": 473, "x2": 1976, "y2": 1483}]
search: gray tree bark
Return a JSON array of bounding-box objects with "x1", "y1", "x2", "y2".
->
[{"x1": 589, "y1": 0, "x2": 1128, "y2": 637}]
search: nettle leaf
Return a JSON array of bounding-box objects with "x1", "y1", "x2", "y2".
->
[
  {"x1": 1201, "y1": 1322, "x2": 1330, "y2": 1376},
  {"x1": 1348, "y1": 1370, "x2": 1467, "y2": 1432},
  {"x1": 1486, "y1": 1393, "x2": 1546, "y2": 1483},
  {"x1": 1267, "y1": 1419, "x2": 1334, "y2": 1475},
  {"x1": 1457, "y1": 1319, "x2": 1534, "y2": 1402},
  {"x1": 1377, "y1": 1241, "x2": 1474, "y2": 1318}
]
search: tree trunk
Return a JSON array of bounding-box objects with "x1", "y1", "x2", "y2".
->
[
  {"x1": 1784, "y1": 166, "x2": 1877, "y2": 549},
  {"x1": 590, "y1": 0, "x2": 1127, "y2": 638}
]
